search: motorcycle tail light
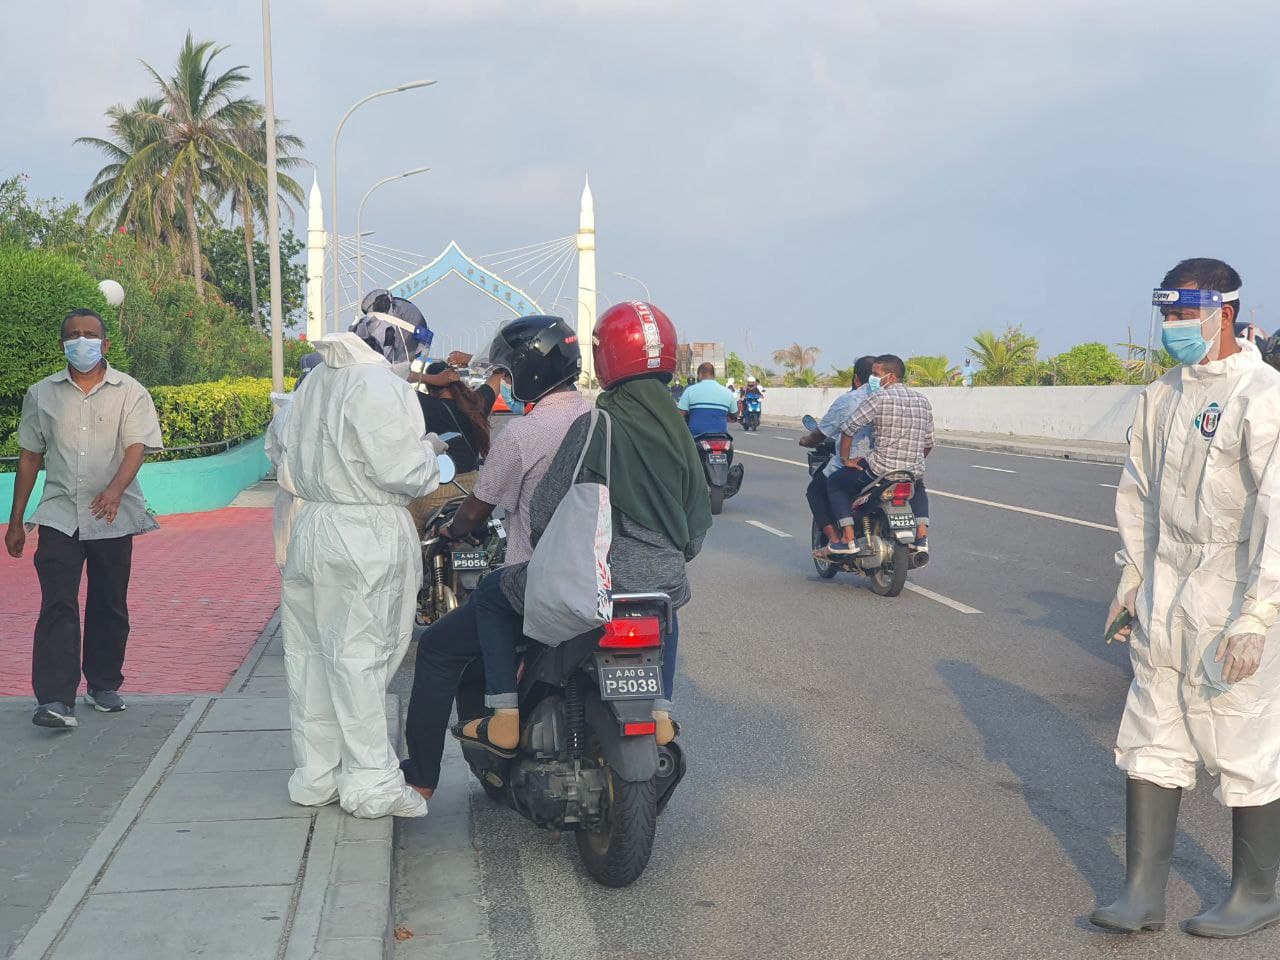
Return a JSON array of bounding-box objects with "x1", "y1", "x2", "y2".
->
[
  {"x1": 599, "y1": 616, "x2": 662, "y2": 648},
  {"x1": 890, "y1": 481, "x2": 913, "y2": 507},
  {"x1": 623, "y1": 722, "x2": 657, "y2": 737},
  {"x1": 702, "y1": 439, "x2": 731, "y2": 453}
]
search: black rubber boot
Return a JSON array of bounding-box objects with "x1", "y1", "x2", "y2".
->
[
  {"x1": 1184, "y1": 799, "x2": 1280, "y2": 939},
  {"x1": 1090, "y1": 779, "x2": 1182, "y2": 932}
]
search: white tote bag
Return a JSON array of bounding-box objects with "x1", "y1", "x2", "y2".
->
[{"x1": 522, "y1": 409, "x2": 614, "y2": 644}]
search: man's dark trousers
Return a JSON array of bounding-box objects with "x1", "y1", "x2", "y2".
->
[{"x1": 32, "y1": 526, "x2": 133, "y2": 706}]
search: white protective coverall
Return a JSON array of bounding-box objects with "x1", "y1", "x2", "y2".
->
[
  {"x1": 280, "y1": 333, "x2": 440, "y2": 818},
  {"x1": 265, "y1": 392, "x2": 299, "y2": 570},
  {"x1": 1114, "y1": 339, "x2": 1280, "y2": 806}
]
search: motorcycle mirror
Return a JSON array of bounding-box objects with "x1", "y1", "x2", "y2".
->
[
  {"x1": 801, "y1": 414, "x2": 818, "y2": 432},
  {"x1": 437, "y1": 453, "x2": 456, "y2": 485}
]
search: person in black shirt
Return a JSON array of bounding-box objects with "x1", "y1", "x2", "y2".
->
[{"x1": 409, "y1": 362, "x2": 501, "y2": 531}]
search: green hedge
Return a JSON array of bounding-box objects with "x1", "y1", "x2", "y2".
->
[{"x1": 2, "y1": 376, "x2": 291, "y2": 465}]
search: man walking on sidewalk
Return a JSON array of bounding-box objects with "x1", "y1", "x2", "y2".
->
[{"x1": 5, "y1": 308, "x2": 162, "y2": 730}]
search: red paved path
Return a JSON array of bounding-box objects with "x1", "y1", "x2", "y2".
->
[{"x1": 0, "y1": 508, "x2": 279, "y2": 696}]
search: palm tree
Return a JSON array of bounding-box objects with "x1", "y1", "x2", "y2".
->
[
  {"x1": 786, "y1": 367, "x2": 821, "y2": 387},
  {"x1": 907, "y1": 355, "x2": 959, "y2": 386},
  {"x1": 1117, "y1": 342, "x2": 1174, "y2": 382},
  {"x1": 967, "y1": 327, "x2": 1039, "y2": 385},
  {"x1": 77, "y1": 97, "x2": 173, "y2": 243},
  {"x1": 772, "y1": 343, "x2": 821, "y2": 373},
  {"x1": 127, "y1": 33, "x2": 263, "y2": 299},
  {"x1": 217, "y1": 109, "x2": 306, "y2": 319}
]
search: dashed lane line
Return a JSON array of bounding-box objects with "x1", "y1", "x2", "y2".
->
[
  {"x1": 904, "y1": 583, "x2": 982, "y2": 614},
  {"x1": 972, "y1": 465, "x2": 1015, "y2": 474},
  {"x1": 1099, "y1": 482, "x2": 1118, "y2": 488},
  {"x1": 734, "y1": 449, "x2": 1119, "y2": 533},
  {"x1": 744, "y1": 519, "x2": 792, "y2": 538}
]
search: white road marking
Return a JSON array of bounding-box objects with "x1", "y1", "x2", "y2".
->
[
  {"x1": 904, "y1": 583, "x2": 982, "y2": 614},
  {"x1": 735, "y1": 449, "x2": 1119, "y2": 533},
  {"x1": 1098, "y1": 482, "x2": 1118, "y2": 488},
  {"x1": 745, "y1": 519, "x2": 792, "y2": 538},
  {"x1": 774, "y1": 436, "x2": 794, "y2": 441},
  {"x1": 972, "y1": 464, "x2": 1016, "y2": 474},
  {"x1": 935, "y1": 443, "x2": 1119, "y2": 466}
]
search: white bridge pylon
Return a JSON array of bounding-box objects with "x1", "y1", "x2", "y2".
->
[{"x1": 306, "y1": 177, "x2": 598, "y2": 385}]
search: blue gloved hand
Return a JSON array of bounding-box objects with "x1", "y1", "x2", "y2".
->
[{"x1": 414, "y1": 325, "x2": 434, "y2": 347}]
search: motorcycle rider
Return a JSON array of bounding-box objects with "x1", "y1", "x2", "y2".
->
[
  {"x1": 678, "y1": 362, "x2": 738, "y2": 436},
  {"x1": 402, "y1": 317, "x2": 590, "y2": 797},
  {"x1": 799, "y1": 356, "x2": 876, "y2": 544},
  {"x1": 1091, "y1": 258, "x2": 1280, "y2": 939},
  {"x1": 820, "y1": 355, "x2": 934, "y2": 557},
  {"x1": 738, "y1": 375, "x2": 765, "y2": 424}
]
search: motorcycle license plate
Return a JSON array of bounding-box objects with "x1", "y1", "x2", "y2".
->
[
  {"x1": 887, "y1": 513, "x2": 916, "y2": 530},
  {"x1": 599, "y1": 665, "x2": 663, "y2": 700},
  {"x1": 708, "y1": 453, "x2": 728, "y2": 464},
  {"x1": 451, "y1": 550, "x2": 488, "y2": 571}
]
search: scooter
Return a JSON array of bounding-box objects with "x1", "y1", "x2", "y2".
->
[
  {"x1": 694, "y1": 432, "x2": 744, "y2": 515},
  {"x1": 741, "y1": 395, "x2": 762, "y2": 431},
  {"x1": 455, "y1": 593, "x2": 686, "y2": 888}
]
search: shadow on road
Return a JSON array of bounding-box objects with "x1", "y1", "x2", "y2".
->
[{"x1": 937, "y1": 660, "x2": 1226, "y2": 910}]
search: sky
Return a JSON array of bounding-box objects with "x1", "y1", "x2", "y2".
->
[{"x1": 5, "y1": 0, "x2": 1279, "y2": 372}]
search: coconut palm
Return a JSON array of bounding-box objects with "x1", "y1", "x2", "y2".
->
[
  {"x1": 216, "y1": 109, "x2": 307, "y2": 319},
  {"x1": 907, "y1": 355, "x2": 959, "y2": 386},
  {"x1": 77, "y1": 97, "x2": 173, "y2": 243},
  {"x1": 772, "y1": 343, "x2": 821, "y2": 373},
  {"x1": 124, "y1": 33, "x2": 262, "y2": 299},
  {"x1": 967, "y1": 327, "x2": 1039, "y2": 385}
]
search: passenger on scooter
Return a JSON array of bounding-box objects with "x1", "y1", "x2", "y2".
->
[
  {"x1": 821, "y1": 355, "x2": 934, "y2": 557},
  {"x1": 799, "y1": 355, "x2": 876, "y2": 545},
  {"x1": 678, "y1": 362, "x2": 738, "y2": 436},
  {"x1": 402, "y1": 317, "x2": 590, "y2": 798}
]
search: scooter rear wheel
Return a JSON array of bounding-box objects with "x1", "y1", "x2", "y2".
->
[
  {"x1": 576, "y1": 766, "x2": 657, "y2": 887},
  {"x1": 868, "y1": 540, "x2": 909, "y2": 597},
  {"x1": 709, "y1": 486, "x2": 725, "y2": 515}
]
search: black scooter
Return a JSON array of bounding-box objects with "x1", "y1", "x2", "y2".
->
[
  {"x1": 455, "y1": 593, "x2": 686, "y2": 888},
  {"x1": 694, "y1": 433, "x2": 744, "y2": 515}
]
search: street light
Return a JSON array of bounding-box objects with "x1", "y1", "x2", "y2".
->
[
  {"x1": 614, "y1": 272, "x2": 651, "y2": 301},
  {"x1": 260, "y1": 0, "x2": 285, "y2": 392},
  {"x1": 330, "y1": 79, "x2": 435, "y2": 332},
  {"x1": 356, "y1": 167, "x2": 429, "y2": 307}
]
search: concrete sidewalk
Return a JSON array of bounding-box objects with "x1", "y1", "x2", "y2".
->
[{"x1": 12, "y1": 616, "x2": 402, "y2": 960}]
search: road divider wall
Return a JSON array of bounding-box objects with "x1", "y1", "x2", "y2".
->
[{"x1": 758, "y1": 385, "x2": 1142, "y2": 443}]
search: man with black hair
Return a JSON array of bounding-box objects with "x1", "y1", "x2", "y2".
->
[
  {"x1": 5, "y1": 308, "x2": 162, "y2": 730},
  {"x1": 820, "y1": 354, "x2": 934, "y2": 556},
  {"x1": 1091, "y1": 257, "x2": 1280, "y2": 939}
]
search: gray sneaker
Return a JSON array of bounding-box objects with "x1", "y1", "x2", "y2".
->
[
  {"x1": 33, "y1": 702, "x2": 78, "y2": 729},
  {"x1": 86, "y1": 689, "x2": 126, "y2": 713}
]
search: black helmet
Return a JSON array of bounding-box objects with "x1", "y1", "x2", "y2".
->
[{"x1": 485, "y1": 315, "x2": 581, "y2": 403}]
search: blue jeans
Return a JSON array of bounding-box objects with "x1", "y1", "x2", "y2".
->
[
  {"x1": 472, "y1": 571, "x2": 521, "y2": 709},
  {"x1": 827, "y1": 466, "x2": 930, "y2": 530}
]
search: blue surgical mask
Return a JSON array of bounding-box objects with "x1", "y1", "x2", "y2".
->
[
  {"x1": 500, "y1": 381, "x2": 515, "y2": 408},
  {"x1": 64, "y1": 337, "x2": 103, "y2": 373},
  {"x1": 1161, "y1": 312, "x2": 1222, "y2": 365},
  {"x1": 867, "y1": 375, "x2": 883, "y2": 393}
]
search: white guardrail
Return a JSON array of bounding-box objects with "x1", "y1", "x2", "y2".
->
[{"x1": 757, "y1": 385, "x2": 1142, "y2": 444}]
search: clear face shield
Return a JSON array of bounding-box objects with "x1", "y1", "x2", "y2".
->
[{"x1": 1150, "y1": 287, "x2": 1239, "y2": 368}]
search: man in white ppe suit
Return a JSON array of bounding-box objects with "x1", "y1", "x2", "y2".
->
[
  {"x1": 280, "y1": 332, "x2": 442, "y2": 819},
  {"x1": 1091, "y1": 258, "x2": 1280, "y2": 939}
]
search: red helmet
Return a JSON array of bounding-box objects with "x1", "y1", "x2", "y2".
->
[{"x1": 593, "y1": 301, "x2": 678, "y2": 389}]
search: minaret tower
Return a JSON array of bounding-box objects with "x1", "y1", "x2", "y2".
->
[
  {"x1": 306, "y1": 173, "x2": 326, "y2": 340},
  {"x1": 576, "y1": 176, "x2": 597, "y2": 386}
]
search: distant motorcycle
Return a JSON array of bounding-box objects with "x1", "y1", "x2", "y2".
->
[
  {"x1": 456, "y1": 592, "x2": 686, "y2": 888},
  {"x1": 802, "y1": 414, "x2": 923, "y2": 597},
  {"x1": 694, "y1": 432, "x2": 744, "y2": 515},
  {"x1": 418, "y1": 439, "x2": 507, "y2": 624},
  {"x1": 740, "y1": 395, "x2": 762, "y2": 431}
]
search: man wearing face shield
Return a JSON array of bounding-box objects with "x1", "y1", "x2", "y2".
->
[
  {"x1": 278, "y1": 331, "x2": 444, "y2": 819},
  {"x1": 1091, "y1": 258, "x2": 1280, "y2": 939}
]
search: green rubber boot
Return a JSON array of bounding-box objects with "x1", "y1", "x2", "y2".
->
[
  {"x1": 1184, "y1": 799, "x2": 1280, "y2": 939},
  {"x1": 1090, "y1": 779, "x2": 1182, "y2": 933}
]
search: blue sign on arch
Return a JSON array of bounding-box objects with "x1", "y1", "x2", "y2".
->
[{"x1": 389, "y1": 241, "x2": 544, "y2": 316}]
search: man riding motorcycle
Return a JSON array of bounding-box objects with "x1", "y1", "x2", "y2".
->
[
  {"x1": 820, "y1": 355, "x2": 934, "y2": 557},
  {"x1": 800, "y1": 355, "x2": 876, "y2": 542},
  {"x1": 738, "y1": 376, "x2": 765, "y2": 426},
  {"x1": 678, "y1": 363, "x2": 737, "y2": 436}
]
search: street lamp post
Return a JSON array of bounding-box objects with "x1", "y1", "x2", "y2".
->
[
  {"x1": 260, "y1": 0, "x2": 285, "y2": 393},
  {"x1": 356, "y1": 167, "x2": 429, "y2": 306},
  {"x1": 330, "y1": 79, "x2": 435, "y2": 332},
  {"x1": 614, "y1": 271, "x2": 651, "y2": 301}
]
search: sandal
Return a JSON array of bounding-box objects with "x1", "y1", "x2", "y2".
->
[{"x1": 450, "y1": 716, "x2": 518, "y2": 758}]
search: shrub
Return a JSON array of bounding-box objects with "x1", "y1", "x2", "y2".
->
[
  {"x1": 149, "y1": 377, "x2": 290, "y2": 460},
  {"x1": 0, "y1": 244, "x2": 129, "y2": 402}
]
